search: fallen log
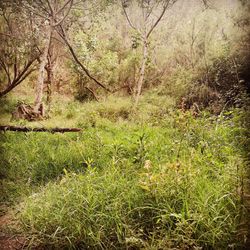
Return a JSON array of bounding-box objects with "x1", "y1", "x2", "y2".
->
[{"x1": 0, "y1": 125, "x2": 81, "y2": 133}]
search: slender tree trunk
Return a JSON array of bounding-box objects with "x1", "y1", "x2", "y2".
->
[
  {"x1": 134, "y1": 39, "x2": 148, "y2": 106},
  {"x1": 34, "y1": 25, "x2": 52, "y2": 113},
  {"x1": 46, "y1": 67, "x2": 52, "y2": 108},
  {"x1": 46, "y1": 59, "x2": 53, "y2": 112}
]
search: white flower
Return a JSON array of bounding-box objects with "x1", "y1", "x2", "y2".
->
[{"x1": 144, "y1": 160, "x2": 151, "y2": 170}]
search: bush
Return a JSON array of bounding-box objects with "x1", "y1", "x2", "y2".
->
[{"x1": 179, "y1": 55, "x2": 247, "y2": 114}]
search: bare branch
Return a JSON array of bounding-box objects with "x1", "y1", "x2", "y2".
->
[
  {"x1": 0, "y1": 58, "x2": 37, "y2": 98},
  {"x1": 53, "y1": 0, "x2": 73, "y2": 27},
  {"x1": 45, "y1": 0, "x2": 54, "y2": 15},
  {"x1": 15, "y1": 67, "x2": 37, "y2": 87},
  {"x1": 85, "y1": 87, "x2": 99, "y2": 101},
  {"x1": 121, "y1": 1, "x2": 138, "y2": 31},
  {"x1": 14, "y1": 59, "x2": 37, "y2": 85},
  {"x1": 0, "y1": 58, "x2": 11, "y2": 85},
  {"x1": 146, "y1": 0, "x2": 172, "y2": 39},
  {"x1": 25, "y1": 1, "x2": 50, "y2": 19},
  {"x1": 145, "y1": 1, "x2": 159, "y2": 22},
  {"x1": 57, "y1": 25, "x2": 111, "y2": 93},
  {"x1": 56, "y1": 0, "x2": 73, "y2": 15},
  {"x1": 13, "y1": 56, "x2": 17, "y2": 81}
]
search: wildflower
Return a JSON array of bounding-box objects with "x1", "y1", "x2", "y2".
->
[{"x1": 144, "y1": 160, "x2": 151, "y2": 170}]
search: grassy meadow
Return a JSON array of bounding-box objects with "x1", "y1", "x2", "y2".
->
[
  {"x1": 0, "y1": 91, "x2": 248, "y2": 249},
  {"x1": 0, "y1": 0, "x2": 250, "y2": 249}
]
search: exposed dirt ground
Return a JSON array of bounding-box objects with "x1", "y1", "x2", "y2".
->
[{"x1": 0, "y1": 212, "x2": 26, "y2": 250}]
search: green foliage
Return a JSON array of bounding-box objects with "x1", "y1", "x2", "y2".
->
[
  {"x1": 71, "y1": 24, "x2": 128, "y2": 97},
  {"x1": 0, "y1": 1, "x2": 249, "y2": 248},
  {"x1": 167, "y1": 53, "x2": 248, "y2": 114},
  {"x1": 0, "y1": 95, "x2": 246, "y2": 248},
  {"x1": 0, "y1": 97, "x2": 18, "y2": 114},
  {"x1": 163, "y1": 66, "x2": 195, "y2": 100},
  {"x1": 16, "y1": 110, "x2": 244, "y2": 248}
]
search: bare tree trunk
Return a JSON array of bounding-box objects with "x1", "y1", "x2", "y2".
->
[
  {"x1": 135, "y1": 39, "x2": 148, "y2": 106},
  {"x1": 34, "y1": 25, "x2": 52, "y2": 113},
  {"x1": 45, "y1": 57, "x2": 53, "y2": 112},
  {"x1": 46, "y1": 66, "x2": 52, "y2": 109},
  {"x1": 122, "y1": 0, "x2": 174, "y2": 107}
]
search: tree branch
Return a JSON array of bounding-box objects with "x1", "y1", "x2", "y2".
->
[
  {"x1": 45, "y1": 0, "x2": 54, "y2": 15},
  {"x1": 146, "y1": 0, "x2": 172, "y2": 39},
  {"x1": 53, "y1": 0, "x2": 73, "y2": 27},
  {"x1": 121, "y1": 1, "x2": 138, "y2": 31},
  {"x1": 0, "y1": 58, "x2": 37, "y2": 98},
  {"x1": 85, "y1": 86, "x2": 99, "y2": 101},
  {"x1": 0, "y1": 58, "x2": 11, "y2": 85},
  {"x1": 57, "y1": 25, "x2": 111, "y2": 92},
  {"x1": 55, "y1": 0, "x2": 73, "y2": 15}
]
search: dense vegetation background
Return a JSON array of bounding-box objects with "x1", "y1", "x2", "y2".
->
[{"x1": 0, "y1": 0, "x2": 249, "y2": 249}]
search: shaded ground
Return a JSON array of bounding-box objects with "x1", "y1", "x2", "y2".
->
[{"x1": 0, "y1": 212, "x2": 26, "y2": 250}]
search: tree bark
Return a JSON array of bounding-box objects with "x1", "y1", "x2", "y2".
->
[
  {"x1": 134, "y1": 39, "x2": 148, "y2": 106},
  {"x1": 34, "y1": 25, "x2": 52, "y2": 113},
  {"x1": 0, "y1": 125, "x2": 81, "y2": 133},
  {"x1": 45, "y1": 56, "x2": 53, "y2": 112}
]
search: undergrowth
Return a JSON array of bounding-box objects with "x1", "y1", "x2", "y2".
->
[{"x1": 0, "y1": 94, "x2": 247, "y2": 249}]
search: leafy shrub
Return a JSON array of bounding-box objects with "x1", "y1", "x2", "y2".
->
[
  {"x1": 179, "y1": 55, "x2": 247, "y2": 114},
  {"x1": 75, "y1": 85, "x2": 98, "y2": 102}
]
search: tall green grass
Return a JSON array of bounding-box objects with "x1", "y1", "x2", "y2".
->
[
  {"x1": 0, "y1": 95, "x2": 246, "y2": 248},
  {"x1": 19, "y1": 160, "x2": 240, "y2": 249}
]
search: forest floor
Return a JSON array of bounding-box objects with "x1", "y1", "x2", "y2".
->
[
  {"x1": 0, "y1": 210, "x2": 26, "y2": 250},
  {"x1": 0, "y1": 92, "x2": 249, "y2": 249}
]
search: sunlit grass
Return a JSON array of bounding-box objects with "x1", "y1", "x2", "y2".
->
[{"x1": 0, "y1": 94, "x2": 246, "y2": 249}]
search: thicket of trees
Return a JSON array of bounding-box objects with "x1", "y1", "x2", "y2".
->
[{"x1": 0, "y1": 0, "x2": 249, "y2": 117}]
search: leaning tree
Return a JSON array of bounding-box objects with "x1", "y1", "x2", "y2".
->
[{"x1": 26, "y1": 0, "x2": 74, "y2": 115}]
